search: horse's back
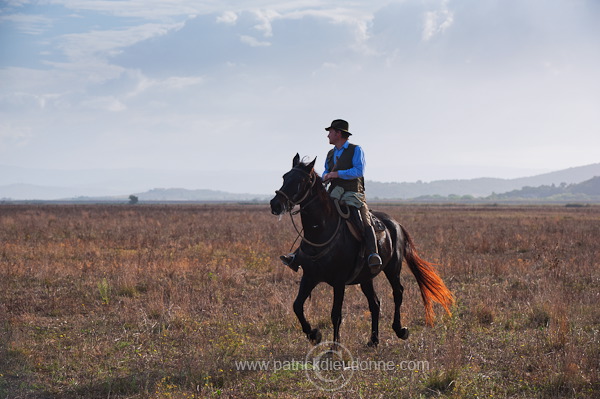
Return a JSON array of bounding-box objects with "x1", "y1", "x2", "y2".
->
[
  {"x1": 372, "y1": 210, "x2": 401, "y2": 242},
  {"x1": 372, "y1": 210, "x2": 404, "y2": 264}
]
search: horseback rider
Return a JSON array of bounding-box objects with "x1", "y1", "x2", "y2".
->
[{"x1": 280, "y1": 119, "x2": 383, "y2": 273}]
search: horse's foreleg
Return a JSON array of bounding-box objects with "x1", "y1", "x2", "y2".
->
[
  {"x1": 331, "y1": 284, "x2": 346, "y2": 344},
  {"x1": 360, "y1": 280, "x2": 380, "y2": 347},
  {"x1": 385, "y1": 266, "x2": 409, "y2": 340},
  {"x1": 293, "y1": 276, "x2": 321, "y2": 345}
]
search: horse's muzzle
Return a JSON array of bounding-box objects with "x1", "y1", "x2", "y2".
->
[{"x1": 270, "y1": 195, "x2": 286, "y2": 215}]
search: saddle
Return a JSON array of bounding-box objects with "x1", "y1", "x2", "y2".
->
[
  {"x1": 345, "y1": 210, "x2": 387, "y2": 242},
  {"x1": 335, "y1": 201, "x2": 390, "y2": 283}
]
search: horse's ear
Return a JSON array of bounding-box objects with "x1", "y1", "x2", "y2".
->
[
  {"x1": 307, "y1": 157, "x2": 317, "y2": 171},
  {"x1": 293, "y1": 153, "x2": 300, "y2": 167}
]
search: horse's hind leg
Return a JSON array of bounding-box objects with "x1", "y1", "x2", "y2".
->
[
  {"x1": 293, "y1": 276, "x2": 321, "y2": 345},
  {"x1": 360, "y1": 280, "x2": 380, "y2": 347},
  {"x1": 385, "y1": 265, "x2": 409, "y2": 340}
]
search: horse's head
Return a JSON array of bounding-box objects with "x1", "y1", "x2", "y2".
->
[{"x1": 270, "y1": 153, "x2": 317, "y2": 215}]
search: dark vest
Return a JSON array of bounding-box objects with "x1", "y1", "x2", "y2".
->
[{"x1": 326, "y1": 143, "x2": 365, "y2": 193}]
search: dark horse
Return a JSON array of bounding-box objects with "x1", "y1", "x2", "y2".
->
[{"x1": 270, "y1": 154, "x2": 454, "y2": 347}]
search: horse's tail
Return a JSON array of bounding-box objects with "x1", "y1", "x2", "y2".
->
[{"x1": 400, "y1": 225, "x2": 454, "y2": 326}]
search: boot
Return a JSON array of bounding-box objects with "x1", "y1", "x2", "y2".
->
[
  {"x1": 365, "y1": 225, "x2": 382, "y2": 273},
  {"x1": 280, "y1": 250, "x2": 300, "y2": 272}
]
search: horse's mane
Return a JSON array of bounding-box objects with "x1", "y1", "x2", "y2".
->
[
  {"x1": 315, "y1": 174, "x2": 334, "y2": 214},
  {"x1": 298, "y1": 162, "x2": 334, "y2": 216}
]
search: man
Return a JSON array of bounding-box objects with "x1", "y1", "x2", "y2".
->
[{"x1": 280, "y1": 119, "x2": 383, "y2": 273}]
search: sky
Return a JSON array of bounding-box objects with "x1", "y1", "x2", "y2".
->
[{"x1": 1, "y1": 0, "x2": 599, "y2": 194}]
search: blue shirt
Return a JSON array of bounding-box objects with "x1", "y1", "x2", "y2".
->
[{"x1": 322, "y1": 141, "x2": 366, "y2": 180}]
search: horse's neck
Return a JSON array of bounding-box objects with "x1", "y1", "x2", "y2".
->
[{"x1": 299, "y1": 185, "x2": 335, "y2": 231}]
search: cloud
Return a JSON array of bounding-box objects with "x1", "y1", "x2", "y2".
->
[
  {"x1": 57, "y1": 22, "x2": 185, "y2": 63},
  {"x1": 0, "y1": 67, "x2": 76, "y2": 107},
  {"x1": 161, "y1": 75, "x2": 204, "y2": 89},
  {"x1": 48, "y1": 0, "x2": 393, "y2": 22},
  {"x1": 46, "y1": 0, "x2": 210, "y2": 20},
  {"x1": 125, "y1": 73, "x2": 205, "y2": 98},
  {"x1": 4, "y1": 0, "x2": 34, "y2": 7},
  {"x1": 251, "y1": 9, "x2": 280, "y2": 37},
  {"x1": 0, "y1": 13, "x2": 54, "y2": 35},
  {"x1": 111, "y1": 11, "x2": 360, "y2": 75},
  {"x1": 422, "y1": 2, "x2": 453, "y2": 41},
  {"x1": 216, "y1": 11, "x2": 238, "y2": 25},
  {"x1": 0, "y1": 122, "x2": 32, "y2": 148},
  {"x1": 82, "y1": 96, "x2": 127, "y2": 112},
  {"x1": 240, "y1": 34, "x2": 271, "y2": 47}
]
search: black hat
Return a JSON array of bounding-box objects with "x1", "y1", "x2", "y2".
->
[{"x1": 325, "y1": 119, "x2": 351, "y2": 135}]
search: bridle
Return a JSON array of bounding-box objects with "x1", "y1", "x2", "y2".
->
[
  {"x1": 275, "y1": 167, "x2": 317, "y2": 209},
  {"x1": 275, "y1": 168, "x2": 342, "y2": 248}
]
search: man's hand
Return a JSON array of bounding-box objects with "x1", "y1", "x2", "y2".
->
[{"x1": 323, "y1": 171, "x2": 339, "y2": 183}]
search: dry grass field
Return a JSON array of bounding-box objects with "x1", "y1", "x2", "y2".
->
[{"x1": 1, "y1": 204, "x2": 599, "y2": 398}]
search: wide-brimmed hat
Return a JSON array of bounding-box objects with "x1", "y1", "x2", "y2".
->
[{"x1": 324, "y1": 119, "x2": 351, "y2": 135}]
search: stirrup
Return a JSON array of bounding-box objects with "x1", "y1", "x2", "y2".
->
[
  {"x1": 280, "y1": 253, "x2": 299, "y2": 272},
  {"x1": 368, "y1": 253, "x2": 382, "y2": 273}
]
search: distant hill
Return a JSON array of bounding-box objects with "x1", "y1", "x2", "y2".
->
[
  {"x1": 0, "y1": 183, "x2": 120, "y2": 201},
  {"x1": 136, "y1": 188, "x2": 269, "y2": 202},
  {"x1": 491, "y1": 176, "x2": 600, "y2": 201},
  {"x1": 367, "y1": 163, "x2": 600, "y2": 199}
]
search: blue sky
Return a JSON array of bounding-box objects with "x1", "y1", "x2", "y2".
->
[{"x1": 1, "y1": 0, "x2": 599, "y2": 193}]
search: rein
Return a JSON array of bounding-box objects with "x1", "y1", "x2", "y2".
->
[
  {"x1": 277, "y1": 168, "x2": 342, "y2": 249},
  {"x1": 289, "y1": 209, "x2": 342, "y2": 248}
]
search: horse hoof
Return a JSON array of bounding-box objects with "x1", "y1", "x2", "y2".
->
[
  {"x1": 367, "y1": 339, "x2": 379, "y2": 348},
  {"x1": 397, "y1": 327, "x2": 409, "y2": 340},
  {"x1": 308, "y1": 329, "x2": 322, "y2": 345}
]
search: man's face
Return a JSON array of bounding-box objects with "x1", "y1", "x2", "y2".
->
[{"x1": 327, "y1": 128, "x2": 340, "y2": 145}]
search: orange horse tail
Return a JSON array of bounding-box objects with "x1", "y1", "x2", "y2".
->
[{"x1": 401, "y1": 225, "x2": 454, "y2": 326}]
